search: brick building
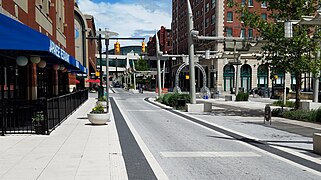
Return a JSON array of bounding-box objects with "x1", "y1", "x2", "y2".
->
[
  {"x1": 147, "y1": 26, "x2": 173, "y2": 88},
  {"x1": 0, "y1": 0, "x2": 93, "y2": 135},
  {"x1": 171, "y1": 0, "x2": 274, "y2": 94}
]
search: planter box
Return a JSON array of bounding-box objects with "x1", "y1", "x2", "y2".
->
[{"x1": 87, "y1": 113, "x2": 110, "y2": 125}]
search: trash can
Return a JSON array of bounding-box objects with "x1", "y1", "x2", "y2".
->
[{"x1": 176, "y1": 99, "x2": 186, "y2": 107}]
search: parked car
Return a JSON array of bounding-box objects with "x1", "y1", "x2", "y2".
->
[
  {"x1": 249, "y1": 87, "x2": 271, "y2": 98},
  {"x1": 112, "y1": 82, "x2": 122, "y2": 88}
]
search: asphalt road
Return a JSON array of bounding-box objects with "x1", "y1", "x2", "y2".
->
[{"x1": 111, "y1": 88, "x2": 321, "y2": 179}]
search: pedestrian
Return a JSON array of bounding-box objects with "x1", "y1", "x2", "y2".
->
[{"x1": 72, "y1": 87, "x2": 77, "y2": 92}]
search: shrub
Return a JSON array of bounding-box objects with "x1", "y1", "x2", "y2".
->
[
  {"x1": 156, "y1": 95, "x2": 164, "y2": 103},
  {"x1": 167, "y1": 93, "x2": 180, "y2": 107},
  {"x1": 162, "y1": 93, "x2": 172, "y2": 106},
  {"x1": 174, "y1": 94, "x2": 190, "y2": 108},
  {"x1": 158, "y1": 93, "x2": 190, "y2": 109},
  {"x1": 236, "y1": 92, "x2": 249, "y2": 101},
  {"x1": 309, "y1": 108, "x2": 321, "y2": 122},
  {"x1": 91, "y1": 104, "x2": 105, "y2": 113},
  {"x1": 314, "y1": 108, "x2": 321, "y2": 123},
  {"x1": 271, "y1": 108, "x2": 283, "y2": 117},
  {"x1": 98, "y1": 96, "x2": 107, "y2": 101},
  {"x1": 272, "y1": 100, "x2": 295, "y2": 107},
  {"x1": 32, "y1": 112, "x2": 44, "y2": 125},
  {"x1": 282, "y1": 110, "x2": 311, "y2": 121}
]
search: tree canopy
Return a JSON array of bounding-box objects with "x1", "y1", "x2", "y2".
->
[
  {"x1": 236, "y1": 0, "x2": 321, "y2": 108},
  {"x1": 135, "y1": 57, "x2": 149, "y2": 71}
]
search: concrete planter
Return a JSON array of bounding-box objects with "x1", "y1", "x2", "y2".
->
[{"x1": 87, "y1": 113, "x2": 110, "y2": 125}]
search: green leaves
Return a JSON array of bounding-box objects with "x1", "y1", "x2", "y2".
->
[
  {"x1": 235, "y1": 0, "x2": 320, "y2": 109},
  {"x1": 91, "y1": 104, "x2": 105, "y2": 113},
  {"x1": 135, "y1": 57, "x2": 149, "y2": 71}
]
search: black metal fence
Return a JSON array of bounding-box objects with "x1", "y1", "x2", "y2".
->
[{"x1": 1, "y1": 89, "x2": 88, "y2": 135}]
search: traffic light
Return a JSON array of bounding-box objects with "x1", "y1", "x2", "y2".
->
[
  {"x1": 141, "y1": 41, "x2": 146, "y2": 53},
  {"x1": 114, "y1": 41, "x2": 120, "y2": 55}
]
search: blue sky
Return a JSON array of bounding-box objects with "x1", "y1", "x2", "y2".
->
[{"x1": 77, "y1": 0, "x2": 172, "y2": 49}]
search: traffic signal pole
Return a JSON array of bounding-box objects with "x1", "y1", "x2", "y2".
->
[
  {"x1": 110, "y1": 37, "x2": 145, "y2": 92},
  {"x1": 155, "y1": 32, "x2": 162, "y2": 97}
]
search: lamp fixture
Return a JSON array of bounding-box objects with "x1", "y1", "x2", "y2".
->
[
  {"x1": 30, "y1": 56, "x2": 41, "y2": 64},
  {"x1": 16, "y1": 56, "x2": 28, "y2": 66},
  {"x1": 59, "y1": 65, "x2": 65, "y2": 71},
  {"x1": 37, "y1": 60, "x2": 46, "y2": 68},
  {"x1": 53, "y1": 64, "x2": 60, "y2": 71}
]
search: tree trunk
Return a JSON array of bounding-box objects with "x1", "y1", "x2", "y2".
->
[{"x1": 295, "y1": 73, "x2": 302, "y2": 110}]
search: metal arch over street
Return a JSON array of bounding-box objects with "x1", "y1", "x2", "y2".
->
[{"x1": 174, "y1": 62, "x2": 210, "y2": 98}]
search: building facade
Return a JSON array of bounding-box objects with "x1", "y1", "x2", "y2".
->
[
  {"x1": 0, "y1": 0, "x2": 90, "y2": 134},
  {"x1": 147, "y1": 26, "x2": 173, "y2": 88},
  {"x1": 74, "y1": 3, "x2": 97, "y2": 89},
  {"x1": 171, "y1": 0, "x2": 283, "y2": 95}
]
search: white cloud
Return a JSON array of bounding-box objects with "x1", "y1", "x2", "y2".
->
[{"x1": 77, "y1": 0, "x2": 172, "y2": 50}]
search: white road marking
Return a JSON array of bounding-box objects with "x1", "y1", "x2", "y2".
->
[
  {"x1": 113, "y1": 99, "x2": 169, "y2": 180},
  {"x1": 160, "y1": 151, "x2": 261, "y2": 158},
  {"x1": 212, "y1": 107, "x2": 225, "y2": 110},
  {"x1": 127, "y1": 110, "x2": 162, "y2": 112}
]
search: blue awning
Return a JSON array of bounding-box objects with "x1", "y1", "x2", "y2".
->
[{"x1": 0, "y1": 13, "x2": 87, "y2": 74}]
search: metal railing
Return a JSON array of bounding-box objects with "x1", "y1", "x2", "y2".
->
[{"x1": 1, "y1": 89, "x2": 88, "y2": 135}]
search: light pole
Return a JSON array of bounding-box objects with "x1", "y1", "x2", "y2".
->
[
  {"x1": 155, "y1": 32, "x2": 163, "y2": 96},
  {"x1": 98, "y1": 29, "x2": 103, "y2": 98},
  {"x1": 97, "y1": 30, "x2": 119, "y2": 113},
  {"x1": 187, "y1": 0, "x2": 196, "y2": 104},
  {"x1": 186, "y1": 0, "x2": 250, "y2": 103}
]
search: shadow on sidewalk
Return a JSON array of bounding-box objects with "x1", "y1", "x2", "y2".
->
[
  {"x1": 84, "y1": 123, "x2": 108, "y2": 126},
  {"x1": 77, "y1": 117, "x2": 88, "y2": 119}
]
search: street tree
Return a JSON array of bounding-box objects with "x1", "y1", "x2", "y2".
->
[
  {"x1": 135, "y1": 57, "x2": 149, "y2": 71},
  {"x1": 135, "y1": 57, "x2": 150, "y2": 86},
  {"x1": 236, "y1": 0, "x2": 321, "y2": 109}
]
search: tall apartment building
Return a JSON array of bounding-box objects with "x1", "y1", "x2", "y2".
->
[{"x1": 171, "y1": 0, "x2": 276, "y2": 94}]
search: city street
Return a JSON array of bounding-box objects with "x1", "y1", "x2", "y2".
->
[{"x1": 111, "y1": 88, "x2": 321, "y2": 179}]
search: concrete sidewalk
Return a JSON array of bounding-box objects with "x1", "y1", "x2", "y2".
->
[
  {"x1": 0, "y1": 97, "x2": 127, "y2": 180},
  {"x1": 197, "y1": 97, "x2": 321, "y2": 134}
]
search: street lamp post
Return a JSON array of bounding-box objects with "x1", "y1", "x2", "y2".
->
[
  {"x1": 155, "y1": 32, "x2": 163, "y2": 97},
  {"x1": 97, "y1": 29, "x2": 119, "y2": 113},
  {"x1": 187, "y1": 0, "x2": 196, "y2": 104},
  {"x1": 98, "y1": 30, "x2": 103, "y2": 98},
  {"x1": 186, "y1": 0, "x2": 251, "y2": 103}
]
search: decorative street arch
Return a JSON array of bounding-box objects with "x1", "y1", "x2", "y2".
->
[{"x1": 173, "y1": 62, "x2": 211, "y2": 98}]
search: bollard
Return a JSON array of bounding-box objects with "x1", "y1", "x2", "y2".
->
[{"x1": 264, "y1": 104, "x2": 271, "y2": 125}]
